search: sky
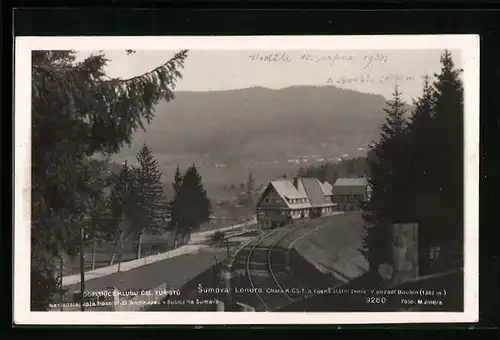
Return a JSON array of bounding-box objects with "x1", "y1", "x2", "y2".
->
[{"x1": 76, "y1": 49, "x2": 461, "y2": 102}]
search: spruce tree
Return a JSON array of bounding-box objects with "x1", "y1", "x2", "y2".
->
[
  {"x1": 361, "y1": 51, "x2": 465, "y2": 276},
  {"x1": 85, "y1": 159, "x2": 114, "y2": 270},
  {"x1": 404, "y1": 51, "x2": 463, "y2": 272},
  {"x1": 361, "y1": 85, "x2": 409, "y2": 275},
  {"x1": 430, "y1": 51, "x2": 464, "y2": 263},
  {"x1": 31, "y1": 49, "x2": 188, "y2": 310},
  {"x1": 173, "y1": 164, "x2": 183, "y2": 195},
  {"x1": 169, "y1": 164, "x2": 184, "y2": 240},
  {"x1": 409, "y1": 76, "x2": 435, "y2": 136},
  {"x1": 108, "y1": 161, "x2": 137, "y2": 269},
  {"x1": 404, "y1": 76, "x2": 438, "y2": 272},
  {"x1": 132, "y1": 144, "x2": 167, "y2": 259},
  {"x1": 174, "y1": 163, "x2": 211, "y2": 238}
]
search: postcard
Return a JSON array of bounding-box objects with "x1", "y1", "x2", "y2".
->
[{"x1": 14, "y1": 35, "x2": 479, "y2": 325}]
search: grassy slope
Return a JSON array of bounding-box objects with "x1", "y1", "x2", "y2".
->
[{"x1": 293, "y1": 212, "x2": 369, "y2": 283}]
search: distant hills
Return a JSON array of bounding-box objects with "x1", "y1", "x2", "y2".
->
[{"x1": 112, "y1": 85, "x2": 412, "y2": 192}]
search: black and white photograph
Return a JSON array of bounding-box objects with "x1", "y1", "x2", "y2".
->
[{"x1": 14, "y1": 35, "x2": 479, "y2": 324}]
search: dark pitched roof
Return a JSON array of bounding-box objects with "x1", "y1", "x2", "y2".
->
[{"x1": 300, "y1": 177, "x2": 327, "y2": 207}]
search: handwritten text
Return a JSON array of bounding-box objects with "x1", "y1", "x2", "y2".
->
[
  {"x1": 300, "y1": 53, "x2": 354, "y2": 66},
  {"x1": 327, "y1": 74, "x2": 427, "y2": 85},
  {"x1": 247, "y1": 52, "x2": 388, "y2": 69},
  {"x1": 247, "y1": 52, "x2": 292, "y2": 63}
]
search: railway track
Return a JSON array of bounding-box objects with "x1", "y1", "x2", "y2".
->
[
  {"x1": 233, "y1": 223, "x2": 312, "y2": 311},
  {"x1": 267, "y1": 227, "x2": 309, "y2": 302}
]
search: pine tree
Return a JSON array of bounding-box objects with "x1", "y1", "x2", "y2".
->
[
  {"x1": 429, "y1": 51, "x2": 464, "y2": 264},
  {"x1": 361, "y1": 85, "x2": 409, "y2": 275},
  {"x1": 173, "y1": 164, "x2": 183, "y2": 195},
  {"x1": 380, "y1": 85, "x2": 408, "y2": 144},
  {"x1": 361, "y1": 51, "x2": 465, "y2": 277},
  {"x1": 85, "y1": 159, "x2": 114, "y2": 270},
  {"x1": 108, "y1": 161, "x2": 137, "y2": 270},
  {"x1": 173, "y1": 163, "x2": 211, "y2": 239},
  {"x1": 31, "y1": 49, "x2": 188, "y2": 310},
  {"x1": 169, "y1": 164, "x2": 184, "y2": 243},
  {"x1": 409, "y1": 75, "x2": 435, "y2": 136},
  {"x1": 404, "y1": 76, "x2": 438, "y2": 272},
  {"x1": 402, "y1": 51, "x2": 463, "y2": 273},
  {"x1": 132, "y1": 144, "x2": 167, "y2": 259}
]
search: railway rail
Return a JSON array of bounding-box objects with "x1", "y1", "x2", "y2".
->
[{"x1": 237, "y1": 223, "x2": 312, "y2": 311}]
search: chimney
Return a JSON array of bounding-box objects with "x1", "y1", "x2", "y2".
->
[{"x1": 293, "y1": 176, "x2": 299, "y2": 189}]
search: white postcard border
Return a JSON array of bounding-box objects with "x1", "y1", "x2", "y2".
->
[{"x1": 14, "y1": 35, "x2": 479, "y2": 325}]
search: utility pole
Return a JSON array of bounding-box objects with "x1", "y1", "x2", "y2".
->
[
  {"x1": 80, "y1": 227, "x2": 85, "y2": 311},
  {"x1": 212, "y1": 256, "x2": 217, "y2": 288},
  {"x1": 60, "y1": 256, "x2": 64, "y2": 311}
]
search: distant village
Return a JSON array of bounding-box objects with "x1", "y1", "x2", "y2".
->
[{"x1": 200, "y1": 148, "x2": 365, "y2": 169}]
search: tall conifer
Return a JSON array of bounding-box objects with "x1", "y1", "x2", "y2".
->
[
  {"x1": 31, "y1": 49, "x2": 188, "y2": 309},
  {"x1": 173, "y1": 163, "x2": 211, "y2": 238},
  {"x1": 108, "y1": 161, "x2": 136, "y2": 269},
  {"x1": 361, "y1": 86, "x2": 409, "y2": 275},
  {"x1": 430, "y1": 51, "x2": 464, "y2": 262},
  {"x1": 361, "y1": 51, "x2": 465, "y2": 276},
  {"x1": 132, "y1": 144, "x2": 167, "y2": 258},
  {"x1": 169, "y1": 165, "x2": 184, "y2": 234}
]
